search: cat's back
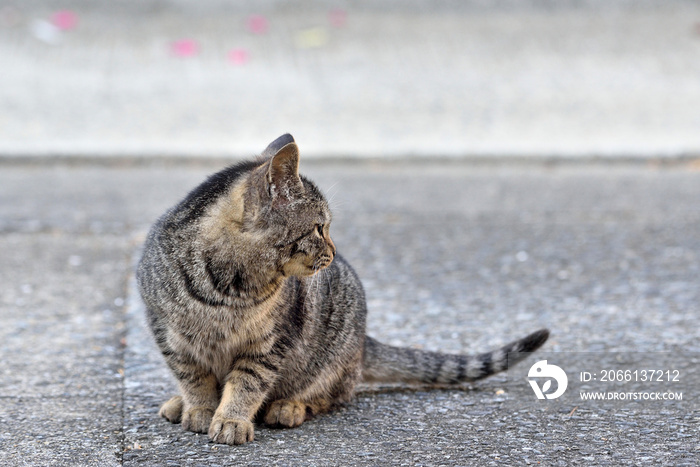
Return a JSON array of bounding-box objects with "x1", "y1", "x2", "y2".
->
[
  {"x1": 137, "y1": 160, "x2": 259, "y2": 309},
  {"x1": 156, "y1": 160, "x2": 259, "y2": 234}
]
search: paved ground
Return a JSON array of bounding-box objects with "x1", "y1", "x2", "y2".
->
[
  {"x1": 0, "y1": 159, "x2": 698, "y2": 465},
  {"x1": 1, "y1": 0, "x2": 700, "y2": 158}
]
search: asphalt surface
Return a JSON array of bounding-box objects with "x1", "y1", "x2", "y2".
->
[
  {"x1": 0, "y1": 160, "x2": 698, "y2": 466},
  {"x1": 1, "y1": 0, "x2": 700, "y2": 158}
]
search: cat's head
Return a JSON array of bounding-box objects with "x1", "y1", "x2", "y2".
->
[{"x1": 247, "y1": 134, "x2": 336, "y2": 277}]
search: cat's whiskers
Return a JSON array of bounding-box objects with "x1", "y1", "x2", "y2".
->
[
  {"x1": 305, "y1": 268, "x2": 321, "y2": 308},
  {"x1": 324, "y1": 181, "x2": 340, "y2": 202},
  {"x1": 324, "y1": 268, "x2": 336, "y2": 310},
  {"x1": 324, "y1": 182, "x2": 345, "y2": 216},
  {"x1": 315, "y1": 270, "x2": 322, "y2": 302}
]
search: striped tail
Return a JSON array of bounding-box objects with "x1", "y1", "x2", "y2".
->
[{"x1": 361, "y1": 329, "x2": 550, "y2": 384}]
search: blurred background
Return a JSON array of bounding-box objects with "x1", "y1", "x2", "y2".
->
[{"x1": 1, "y1": 0, "x2": 699, "y2": 159}]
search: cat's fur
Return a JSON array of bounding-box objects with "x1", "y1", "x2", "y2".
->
[{"x1": 137, "y1": 134, "x2": 549, "y2": 445}]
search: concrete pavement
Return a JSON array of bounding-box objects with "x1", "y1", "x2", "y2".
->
[{"x1": 0, "y1": 160, "x2": 698, "y2": 465}]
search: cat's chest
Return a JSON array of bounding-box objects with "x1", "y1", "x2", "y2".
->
[{"x1": 174, "y1": 301, "x2": 280, "y2": 377}]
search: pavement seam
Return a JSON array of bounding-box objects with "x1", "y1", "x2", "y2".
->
[{"x1": 118, "y1": 243, "x2": 143, "y2": 465}]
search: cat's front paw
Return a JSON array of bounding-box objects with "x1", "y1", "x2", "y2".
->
[
  {"x1": 208, "y1": 416, "x2": 255, "y2": 445},
  {"x1": 159, "y1": 396, "x2": 184, "y2": 423},
  {"x1": 264, "y1": 400, "x2": 307, "y2": 428},
  {"x1": 181, "y1": 407, "x2": 214, "y2": 433}
]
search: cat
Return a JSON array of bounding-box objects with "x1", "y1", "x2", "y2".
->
[{"x1": 136, "y1": 133, "x2": 550, "y2": 446}]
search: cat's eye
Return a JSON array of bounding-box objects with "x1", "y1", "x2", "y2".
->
[{"x1": 316, "y1": 224, "x2": 324, "y2": 236}]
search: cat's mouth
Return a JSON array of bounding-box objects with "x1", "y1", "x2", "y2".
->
[
  {"x1": 312, "y1": 254, "x2": 334, "y2": 273},
  {"x1": 283, "y1": 253, "x2": 334, "y2": 277}
]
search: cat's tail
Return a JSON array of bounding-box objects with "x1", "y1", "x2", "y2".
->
[{"x1": 361, "y1": 329, "x2": 549, "y2": 384}]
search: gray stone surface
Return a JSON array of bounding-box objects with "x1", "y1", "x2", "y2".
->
[
  {"x1": 0, "y1": 234, "x2": 128, "y2": 466},
  {"x1": 0, "y1": 160, "x2": 698, "y2": 465},
  {"x1": 2, "y1": 1, "x2": 700, "y2": 158}
]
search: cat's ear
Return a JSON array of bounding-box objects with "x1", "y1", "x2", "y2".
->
[
  {"x1": 262, "y1": 133, "x2": 296, "y2": 159},
  {"x1": 263, "y1": 134, "x2": 303, "y2": 202}
]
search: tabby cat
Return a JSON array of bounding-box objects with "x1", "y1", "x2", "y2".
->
[{"x1": 137, "y1": 134, "x2": 549, "y2": 445}]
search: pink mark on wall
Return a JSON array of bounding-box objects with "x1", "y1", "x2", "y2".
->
[
  {"x1": 329, "y1": 9, "x2": 347, "y2": 28},
  {"x1": 247, "y1": 15, "x2": 268, "y2": 34},
  {"x1": 228, "y1": 48, "x2": 250, "y2": 65},
  {"x1": 171, "y1": 39, "x2": 199, "y2": 57},
  {"x1": 50, "y1": 10, "x2": 78, "y2": 30}
]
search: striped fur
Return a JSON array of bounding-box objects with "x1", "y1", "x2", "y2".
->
[
  {"x1": 363, "y1": 329, "x2": 550, "y2": 384},
  {"x1": 136, "y1": 134, "x2": 549, "y2": 445}
]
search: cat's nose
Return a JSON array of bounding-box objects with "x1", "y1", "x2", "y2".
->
[{"x1": 327, "y1": 237, "x2": 336, "y2": 257}]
